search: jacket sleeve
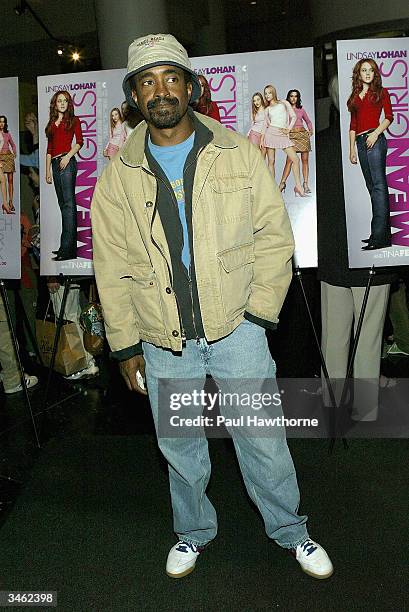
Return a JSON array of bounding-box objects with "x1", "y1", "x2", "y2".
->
[
  {"x1": 245, "y1": 146, "x2": 295, "y2": 324},
  {"x1": 91, "y1": 162, "x2": 141, "y2": 360}
]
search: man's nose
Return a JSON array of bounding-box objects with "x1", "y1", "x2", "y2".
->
[{"x1": 154, "y1": 79, "x2": 170, "y2": 98}]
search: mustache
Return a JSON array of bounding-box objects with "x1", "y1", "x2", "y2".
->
[{"x1": 147, "y1": 96, "x2": 179, "y2": 110}]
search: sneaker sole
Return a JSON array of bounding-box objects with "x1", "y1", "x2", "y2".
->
[
  {"x1": 166, "y1": 565, "x2": 196, "y2": 579},
  {"x1": 301, "y1": 566, "x2": 334, "y2": 580}
]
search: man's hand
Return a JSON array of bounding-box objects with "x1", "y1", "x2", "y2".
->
[{"x1": 119, "y1": 354, "x2": 148, "y2": 395}]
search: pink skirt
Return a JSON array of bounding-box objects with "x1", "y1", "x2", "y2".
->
[
  {"x1": 263, "y1": 126, "x2": 294, "y2": 150},
  {"x1": 248, "y1": 130, "x2": 263, "y2": 146},
  {"x1": 105, "y1": 143, "x2": 120, "y2": 158}
]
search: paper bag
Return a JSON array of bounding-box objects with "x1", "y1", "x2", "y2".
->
[{"x1": 36, "y1": 318, "x2": 87, "y2": 376}]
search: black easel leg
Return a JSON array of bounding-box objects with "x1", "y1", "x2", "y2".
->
[
  {"x1": 336, "y1": 267, "x2": 376, "y2": 439},
  {"x1": 0, "y1": 280, "x2": 40, "y2": 448},
  {"x1": 14, "y1": 286, "x2": 44, "y2": 367},
  {"x1": 43, "y1": 277, "x2": 71, "y2": 407},
  {"x1": 294, "y1": 267, "x2": 347, "y2": 451}
]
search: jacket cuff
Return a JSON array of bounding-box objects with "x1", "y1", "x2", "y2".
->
[
  {"x1": 244, "y1": 311, "x2": 277, "y2": 330},
  {"x1": 110, "y1": 342, "x2": 143, "y2": 361}
]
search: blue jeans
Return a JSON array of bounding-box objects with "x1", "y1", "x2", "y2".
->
[
  {"x1": 142, "y1": 320, "x2": 309, "y2": 548},
  {"x1": 52, "y1": 156, "x2": 78, "y2": 256},
  {"x1": 356, "y1": 132, "x2": 391, "y2": 246}
]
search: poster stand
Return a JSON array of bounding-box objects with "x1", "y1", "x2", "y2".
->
[
  {"x1": 11, "y1": 284, "x2": 44, "y2": 367},
  {"x1": 296, "y1": 266, "x2": 376, "y2": 451},
  {"x1": 42, "y1": 274, "x2": 97, "y2": 409},
  {"x1": 332, "y1": 266, "x2": 376, "y2": 448},
  {"x1": 294, "y1": 267, "x2": 346, "y2": 451},
  {"x1": 0, "y1": 279, "x2": 40, "y2": 449}
]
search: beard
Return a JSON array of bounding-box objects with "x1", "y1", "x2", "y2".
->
[{"x1": 146, "y1": 96, "x2": 186, "y2": 129}]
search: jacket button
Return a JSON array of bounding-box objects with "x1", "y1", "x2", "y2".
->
[
  {"x1": 172, "y1": 330, "x2": 179, "y2": 337},
  {"x1": 165, "y1": 287, "x2": 172, "y2": 294},
  {"x1": 146, "y1": 201, "x2": 153, "y2": 207}
]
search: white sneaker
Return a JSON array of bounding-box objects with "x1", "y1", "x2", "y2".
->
[
  {"x1": 292, "y1": 539, "x2": 334, "y2": 579},
  {"x1": 4, "y1": 373, "x2": 39, "y2": 394},
  {"x1": 64, "y1": 362, "x2": 99, "y2": 381},
  {"x1": 166, "y1": 541, "x2": 203, "y2": 578}
]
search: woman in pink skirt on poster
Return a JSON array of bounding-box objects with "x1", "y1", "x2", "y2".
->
[
  {"x1": 279, "y1": 89, "x2": 314, "y2": 194},
  {"x1": 0, "y1": 115, "x2": 17, "y2": 213},
  {"x1": 261, "y1": 85, "x2": 305, "y2": 197},
  {"x1": 104, "y1": 108, "x2": 127, "y2": 160},
  {"x1": 247, "y1": 92, "x2": 266, "y2": 158}
]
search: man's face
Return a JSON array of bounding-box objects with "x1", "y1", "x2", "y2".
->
[{"x1": 132, "y1": 65, "x2": 192, "y2": 129}]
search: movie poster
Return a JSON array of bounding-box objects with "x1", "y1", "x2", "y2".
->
[
  {"x1": 192, "y1": 48, "x2": 316, "y2": 267},
  {"x1": 0, "y1": 77, "x2": 20, "y2": 279},
  {"x1": 337, "y1": 38, "x2": 409, "y2": 268},
  {"x1": 38, "y1": 69, "x2": 127, "y2": 275},
  {"x1": 38, "y1": 47, "x2": 315, "y2": 274}
]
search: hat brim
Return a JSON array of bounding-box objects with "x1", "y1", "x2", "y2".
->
[{"x1": 122, "y1": 61, "x2": 201, "y2": 110}]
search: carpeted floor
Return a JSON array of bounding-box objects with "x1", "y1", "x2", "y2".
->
[{"x1": 0, "y1": 433, "x2": 407, "y2": 611}]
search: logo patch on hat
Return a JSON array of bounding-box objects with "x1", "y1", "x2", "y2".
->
[{"x1": 137, "y1": 35, "x2": 165, "y2": 48}]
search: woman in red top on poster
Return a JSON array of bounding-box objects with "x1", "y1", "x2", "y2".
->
[
  {"x1": 348, "y1": 59, "x2": 394, "y2": 250},
  {"x1": 193, "y1": 75, "x2": 221, "y2": 122},
  {"x1": 45, "y1": 91, "x2": 83, "y2": 261}
]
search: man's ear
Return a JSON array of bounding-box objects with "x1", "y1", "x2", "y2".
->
[
  {"x1": 187, "y1": 81, "x2": 193, "y2": 102},
  {"x1": 131, "y1": 89, "x2": 139, "y2": 107}
]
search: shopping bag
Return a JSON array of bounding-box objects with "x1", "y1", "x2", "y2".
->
[
  {"x1": 36, "y1": 307, "x2": 87, "y2": 376},
  {"x1": 79, "y1": 283, "x2": 105, "y2": 356}
]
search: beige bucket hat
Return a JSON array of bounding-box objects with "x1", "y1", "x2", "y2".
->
[{"x1": 122, "y1": 33, "x2": 201, "y2": 109}]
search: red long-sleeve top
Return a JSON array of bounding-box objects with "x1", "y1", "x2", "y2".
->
[
  {"x1": 46, "y1": 116, "x2": 83, "y2": 157},
  {"x1": 196, "y1": 101, "x2": 221, "y2": 122},
  {"x1": 349, "y1": 88, "x2": 394, "y2": 134}
]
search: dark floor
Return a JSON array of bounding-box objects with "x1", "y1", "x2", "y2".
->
[{"x1": 1, "y1": 335, "x2": 408, "y2": 611}]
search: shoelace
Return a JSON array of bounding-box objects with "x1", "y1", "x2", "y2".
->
[
  {"x1": 175, "y1": 541, "x2": 199, "y2": 554},
  {"x1": 300, "y1": 540, "x2": 317, "y2": 556}
]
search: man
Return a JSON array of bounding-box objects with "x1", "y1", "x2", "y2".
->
[{"x1": 91, "y1": 33, "x2": 333, "y2": 580}]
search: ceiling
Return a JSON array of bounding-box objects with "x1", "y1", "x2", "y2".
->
[{"x1": 1, "y1": 0, "x2": 97, "y2": 47}]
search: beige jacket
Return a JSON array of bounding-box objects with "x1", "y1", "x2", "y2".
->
[{"x1": 91, "y1": 112, "x2": 294, "y2": 354}]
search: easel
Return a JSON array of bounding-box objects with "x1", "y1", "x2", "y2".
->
[
  {"x1": 295, "y1": 265, "x2": 376, "y2": 452},
  {"x1": 8, "y1": 282, "x2": 44, "y2": 367},
  {"x1": 0, "y1": 279, "x2": 40, "y2": 450},
  {"x1": 42, "y1": 274, "x2": 96, "y2": 409}
]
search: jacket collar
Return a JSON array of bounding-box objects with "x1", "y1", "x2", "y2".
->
[{"x1": 120, "y1": 108, "x2": 237, "y2": 168}]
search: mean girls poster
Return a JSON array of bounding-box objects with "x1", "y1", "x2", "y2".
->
[
  {"x1": 337, "y1": 38, "x2": 409, "y2": 268},
  {"x1": 0, "y1": 77, "x2": 20, "y2": 279},
  {"x1": 38, "y1": 47, "x2": 315, "y2": 274},
  {"x1": 38, "y1": 69, "x2": 127, "y2": 275},
  {"x1": 192, "y1": 48, "x2": 316, "y2": 268}
]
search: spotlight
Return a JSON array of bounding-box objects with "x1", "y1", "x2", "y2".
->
[
  {"x1": 72, "y1": 51, "x2": 80, "y2": 62},
  {"x1": 57, "y1": 47, "x2": 64, "y2": 56}
]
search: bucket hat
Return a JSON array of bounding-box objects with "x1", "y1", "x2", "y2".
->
[{"x1": 122, "y1": 33, "x2": 201, "y2": 109}]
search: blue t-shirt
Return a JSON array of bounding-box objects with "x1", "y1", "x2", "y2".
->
[{"x1": 148, "y1": 132, "x2": 195, "y2": 272}]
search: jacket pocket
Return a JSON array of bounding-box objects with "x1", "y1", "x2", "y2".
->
[
  {"x1": 217, "y1": 243, "x2": 255, "y2": 321},
  {"x1": 210, "y1": 176, "x2": 251, "y2": 224},
  {"x1": 127, "y1": 266, "x2": 166, "y2": 334}
]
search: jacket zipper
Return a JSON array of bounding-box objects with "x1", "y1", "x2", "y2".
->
[
  {"x1": 184, "y1": 148, "x2": 206, "y2": 343},
  {"x1": 141, "y1": 167, "x2": 186, "y2": 342},
  {"x1": 152, "y1": 163, "x2": 201, "y2": 343}
]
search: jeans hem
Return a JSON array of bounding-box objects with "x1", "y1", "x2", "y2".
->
[
  {"x1": 176, "y1": 536, "x2": 213, "y2": 548},
  {"x1": 275, "y1": 532, "x2": 310, "y2": 550}
]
